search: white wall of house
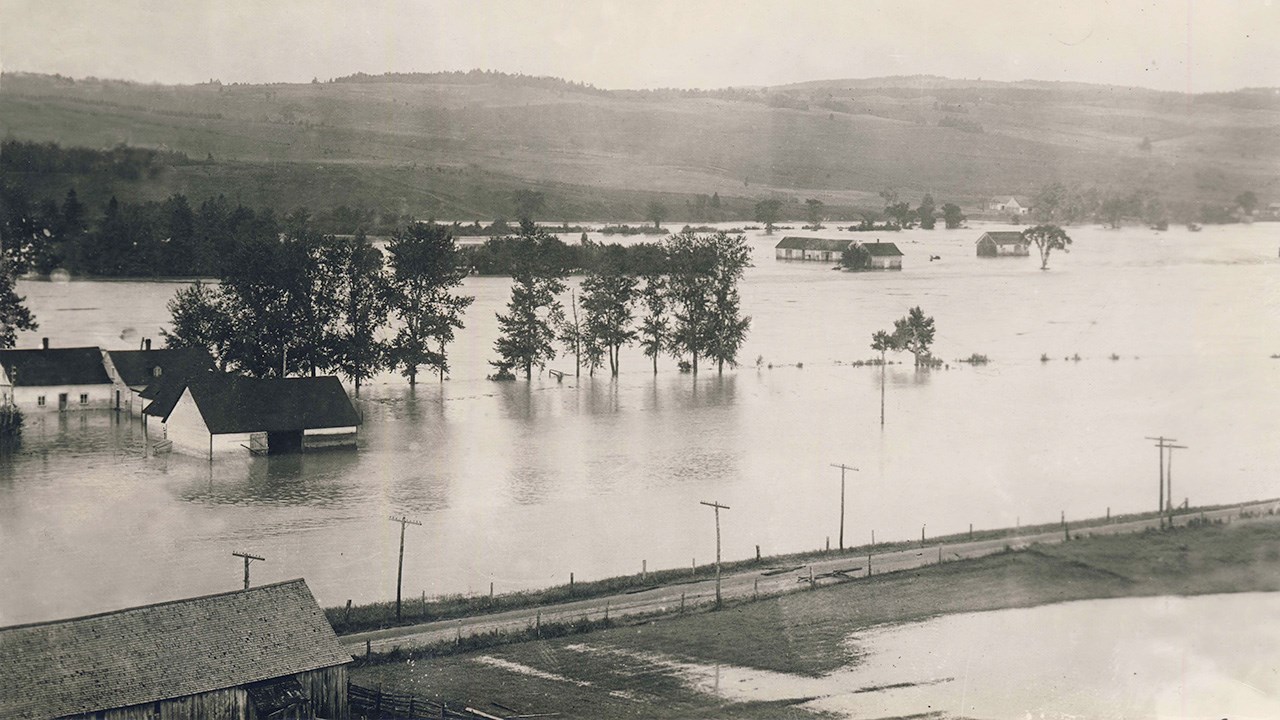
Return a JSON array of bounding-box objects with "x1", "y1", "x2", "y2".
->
[
  {"x1": 8, "y1": 384, "x2": 115, "y2": 412},
  {"x1": 162, "y1": 389, "x2": 251, "y2": 456}
]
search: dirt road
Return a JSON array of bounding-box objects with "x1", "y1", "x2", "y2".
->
[{"x1": 342, "y1": 499, "x2": 1280, "y2": 655}]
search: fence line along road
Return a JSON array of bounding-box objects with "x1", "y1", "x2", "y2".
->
[{"x1": 342, "y1": 499, "x2": 1280, "y2": 656}]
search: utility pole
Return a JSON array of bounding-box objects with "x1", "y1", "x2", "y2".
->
[
  {"x1": 1165, "y1": 443, "x2": 1187, "y2": 526},
  {"x1": 232, "y1": 551, "x2": 265, "y2": 590},
  {"x1": 389, "y1": 515, "x2": 422, "y2": 622},
  {"x1": 829, "y1": 463, "x2": 859, "y2": 550},
  {"x1": 699, "y1": 501, "x2": 730, "y2": 609},
  {"x1": 1145, "y1": 436, "x2": 1177, "y2": 528}
]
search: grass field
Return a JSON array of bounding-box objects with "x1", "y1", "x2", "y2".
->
[{"x1": 353, "y1": 517, "x2": 1280, "y2": 718}]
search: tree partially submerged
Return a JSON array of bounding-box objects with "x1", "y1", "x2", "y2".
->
[
  {"x1": 754, "y1": 199, "x2": 782, "y2": 234},
  {"x1": 387, "y1": 223, "x2": 474, "y2": 385},
  {"x1": 1022, "y1": 224, "x2": 1072, "y2": 270},
  {"x1": 490, "y1": 227, "x2": 567, "y2": 380},
  {"x1": 891, "y1": 306, "x2": 936, "y2": 368}
]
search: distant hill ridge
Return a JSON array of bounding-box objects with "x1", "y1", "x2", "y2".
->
[{"x1": 2, "y1": 69, "x2": 1275, "y2": 222}]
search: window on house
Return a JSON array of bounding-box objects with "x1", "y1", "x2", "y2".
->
[
  {"x1": 79, "y1": 393, "x2": 89, "y2": 405},
  {"x1": 37, "y1": 395, "x2": 46, "y2": 406}
]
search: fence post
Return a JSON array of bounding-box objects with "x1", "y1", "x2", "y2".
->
[
  {"x1": 868, "y1": 551, "x2": 872, "y2": 575},
  {"x1": 605, "y1": 601, "x2": 609, "y2": 621},
  {"x1": 680, "y1": 592, "x2": 685, "y2": 614},
  {"x1": 809, "y1": 566, "x2": 815, "y2": 589},
  {"x1": 938, "y1": 546, "x2": 942, "y2": 564},
  {"x1": 344, "y1": 599, "x2": 352, "y2": 625},
  {"x1": 409, "y1": 697, "x2": 416, "y2": 716},
  {"x1": 536, "y1": 611, "x2": 541, "y2": 637},
  {"x1": 756, "y1": 544, "x2": 761, "y2": 561},
  {"x1": 754, "y1": 577, "x2": 759, "y2": 601},
  {"x1": 826, "y1": 536, "x2": 830, "y2": 552},
  {"x1": 365, "y1": 639, "x2": 371, "y2": 658}
]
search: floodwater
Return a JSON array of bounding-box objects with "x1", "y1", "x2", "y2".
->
[
  {"x1": 3, "y1": 221, "x2": 1280, "y2": 625},
  {"x1": 562, "y1": 592, "x2": 1280, "y2": 718}
]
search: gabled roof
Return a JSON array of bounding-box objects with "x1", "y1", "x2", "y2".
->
[
  {"x1": 978, "y1": 231, "x2": 1028, "y2": 245},
  {"x1": 106, "y1": 347, "x2": 215, "y2": 390},
  {"x1": 0, "y1": 579, "x2": 350, "y2": 720},
  {"x1": 860, "y1": 241, "x2": 904, "y2": 257},
  {"x1": 0, "y1": 347, "x2": 111, "y2": 387},
  {"x1": 775, "y1": 236, "x2": 852, "y2": 252},
  {"x1": 150, "y1": 373, "x2": 361, "y2": 434}
]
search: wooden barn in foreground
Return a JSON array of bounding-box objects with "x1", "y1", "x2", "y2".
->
[
  {"x1": 0, "y1": 579, "x2": 351, "y2": 720},
  {"x1": 976, "y1": 231, "x2": 1030, "y2": 257}
]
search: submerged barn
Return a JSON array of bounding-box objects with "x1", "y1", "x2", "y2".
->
[
  {"x1": 976, "y1": 231, "x2": 1030, "y2": 257},
  {"x1": 0, "y1": 579, "x2": 350, "y2": 720},
  {"x1": 0, "y1": 340, "x2": 113, "y2": 412},
  {"x1": 774, "y1": 236, "x2": 852, "y2": 262},
  {"x1": 859, "y1": 241, "x2": 904, "y2": 270},
  {"x1": 147, "y1": 374, "x2": 361, "y2": 457}
]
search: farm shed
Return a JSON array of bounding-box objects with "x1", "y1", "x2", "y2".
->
[
  {"x1": 976, "y1": 231, "x2": 1031, "y2": 257},
  {"x1": 0, "y1": 579, "x2": 351, "y2": 720}
]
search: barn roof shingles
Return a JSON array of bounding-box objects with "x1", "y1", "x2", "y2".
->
[
  {"x1": 979, "y1": 231, "x2": 1028, "y2": 245},
  {"x1": 0, "y1": 347, "x2": 111, "y2": 387},
  {"x1": 0, "y1": 579, "x2": 350, "y2": 720}
]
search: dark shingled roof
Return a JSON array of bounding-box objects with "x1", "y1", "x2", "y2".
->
[
  {"x1": 0, "y1": 347, "x2": 111, "y2": 387},
  {"x1": 978, "y1": 231, "x2": 1028, "y2": 245},
  {"x1": 0, "y1": 579, "x2": 350, "y2": 720},
  {"x1": 107, "y1": 347, "x2": 215, "y2": 390},
  {"x1": 775, "y1": 236, "x2": 852, "y2": 252},
  {"x1": 860, "y1": 241, "x2": 904, "y2": 257},
  {"x1": 148, "y1": 374, "x2": 361, "y2": 434}
]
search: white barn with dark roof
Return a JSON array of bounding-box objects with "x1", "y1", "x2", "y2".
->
[
  {"x1": 0, "y1": 579, "x2": 350, "y2": 720},
  {"x1": 148, "y1": 374, "x2": 361, "y2": 457}
]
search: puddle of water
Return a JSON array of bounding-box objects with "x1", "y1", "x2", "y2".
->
[{"x1": 473, "y1": 655, "x2": 592, "y2": 687}]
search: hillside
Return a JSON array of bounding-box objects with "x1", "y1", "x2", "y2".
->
[{"x1": 2, "y1": 70, "x2": 1276, "y2": 221}]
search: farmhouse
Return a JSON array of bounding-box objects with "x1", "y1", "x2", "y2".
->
[
  {"x1": 976, "y1": 231, "x2": 1031, "y2": 257},
  {"x1": 987, "y1": 196, "x2": 1030, "y2": 215},
  {"x1": 859, "y1": 240, "x2": 904, "y2": 270},
  {"x1": 0, "y1": 579, "x2": 350, "y2": 720},
  {"x1": 148, "y1": 373, "x2": 361, "y2": 457},
  {"x1": 774, "y1": 236, "x2": 851, "y2": 262},
  {"x1": 104, "y1": 341, "x2": 215, "y2": 416},
  {"x1": 0, "y1": 340, "x2": 113, "y2": 412}
]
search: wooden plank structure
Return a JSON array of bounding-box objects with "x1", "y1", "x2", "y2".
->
[
  {"x1": 0, "y1": 579, "x2": 350, "y2": 720},
  {"x1": 348, "y1": 683, "x2": 556, "y2": 720}
]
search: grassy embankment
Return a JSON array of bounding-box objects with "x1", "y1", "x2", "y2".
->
[
  {"x1": 353, "y1": 514, "x2": 1280, "y2": 719},
  {"x1": 326, "y1": 501, "x2": 1262, "y2": 635}
]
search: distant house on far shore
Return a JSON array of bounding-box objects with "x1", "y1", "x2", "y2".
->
[
  {"x1": 0, "y1": 579, "x2": 350, "y2": 720},
  {"x1": 0, "y1": 339, "x2": 114, "y2": 412},
  {"x1": 147, "y1": 373, "x2": 361, "y2": 457},
  {"x1": 987, "y1": 197, "x2": 1030, "y2": 215},
  {"x1": 104, "y1": 340, "x2": 215, "y2": 416},
  {"x1": 976, "y1": 231, "x2": 1031, "y2": 257}
]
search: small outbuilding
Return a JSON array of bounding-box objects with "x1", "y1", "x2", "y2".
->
[
  {"x1": 858, "y1": 240, "x2": 905, "y2": 270},
  {"x1": 104, "y1": 341, "x2": 215, "y2": 416},
  {"x1": 148, "y1": 373, "x2": 361, "y2": 457},
  {"x1": 0, "y1": 340, "x2": 114, "y2": 412},
  {"x1": 0, "y1": 579, "x2": 351, "y2": 720},
  {"x1": 774, "y1": 236, "x2": 852, "y2": 262},
  {"x1": 976, "y1": 231, "x2": 1031, "y2": 257}
]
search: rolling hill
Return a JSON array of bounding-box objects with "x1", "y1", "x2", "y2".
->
[{"x1": 2, "y1": 70, "x2": 1276, "y2": 221}]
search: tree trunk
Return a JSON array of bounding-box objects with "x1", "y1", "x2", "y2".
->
[{"x1": 408, "y1": 366, "x2": 417, "y2": 386}]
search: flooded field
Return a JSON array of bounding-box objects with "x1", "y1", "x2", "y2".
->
[
  {"x1": 550, "y1": 592, "x2": 1280, "y2": 718},
  {"x1": 3, "y1": 221, "x2": 1280, "y2": 625}
]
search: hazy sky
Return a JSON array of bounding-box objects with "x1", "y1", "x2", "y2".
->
[{"x1": 2, "y1": 0, "x2": 1277, "y2": 93}]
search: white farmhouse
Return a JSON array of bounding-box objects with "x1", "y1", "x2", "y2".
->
[{"x1": 0, "y1": 340, "x2": 114, "y2": 412}]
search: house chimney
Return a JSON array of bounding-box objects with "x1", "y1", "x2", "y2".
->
[
  {"x1": 41, "y1": 337, "x2": 49, "y2": 350},
  {"x1": 145, "y1": 338, "x2": 152, "y2": 351}
]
